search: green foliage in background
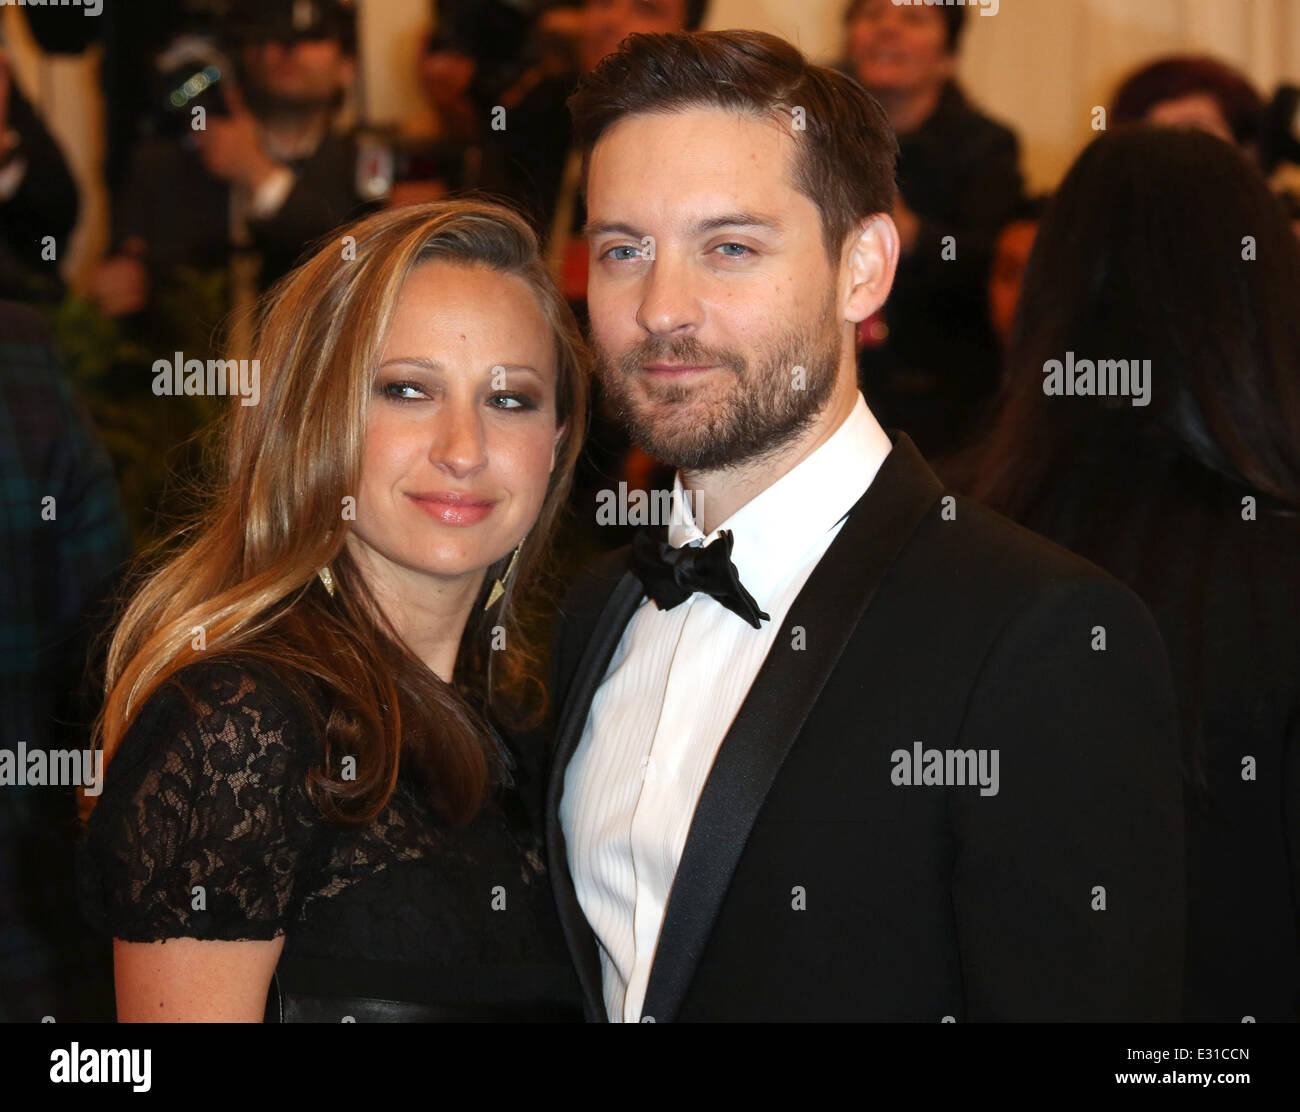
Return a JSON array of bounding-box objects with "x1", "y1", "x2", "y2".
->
[{"x1": 45, "y1": 267, "x2": 232, "y2": 550}]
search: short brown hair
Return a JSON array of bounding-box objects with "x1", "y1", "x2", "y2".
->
[{"x1": 568, "y1": 29, "x2": 898, "y2": 262}]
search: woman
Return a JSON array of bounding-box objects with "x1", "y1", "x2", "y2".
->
[
  {"x1": 76, "y1": 200, "x2": 590, "y2": 1021},
  {"x1": 947, "y1": 126, "x2": 1300, "y2": 1022}
]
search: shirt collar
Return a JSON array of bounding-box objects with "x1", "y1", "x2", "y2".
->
[{"x1": 665, "y1": 392, "x2": 893, "y2": 610}]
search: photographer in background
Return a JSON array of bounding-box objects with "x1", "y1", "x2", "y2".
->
[
  {"x1": 0, "y1": 48, "x2": 78, "y2": 304},
  {"x1": 91, "y1": 0, "x2": 379, "y2": 329}
]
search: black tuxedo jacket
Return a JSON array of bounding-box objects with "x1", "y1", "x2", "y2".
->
[{"x1": 546, "y1": 431, "x2": 1184, "y2": 1021}]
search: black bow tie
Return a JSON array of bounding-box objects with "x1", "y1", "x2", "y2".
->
[{"x1": 630, "y1": 526, "x2": 771, "y2": 629}]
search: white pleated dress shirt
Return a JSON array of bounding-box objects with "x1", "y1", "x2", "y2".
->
[{"x1": 560, "y1": 391, "x2": 893, "y2": 1021}]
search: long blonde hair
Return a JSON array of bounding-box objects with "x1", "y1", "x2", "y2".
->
[{"x1": 83, "y1": 200, "x2": 589, "y2": 825}]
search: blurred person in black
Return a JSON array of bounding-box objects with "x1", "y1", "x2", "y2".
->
[
  {"x1": 843, "y1": 0, "x2": 1023, "y2": 458},
  {"x1": 489, "y1": 0, "x2": 709, "y2": 566},
  {"x1": 386, "y1": 5, "x2": 537, "y2": 210},
  {"x1": 493, "y1": 0, "x2": 709, "y2": 302},
  {"x1": 987, "y1": 194, "x2": 1047, "y2": 354},
  {"x1": 90, "y1": 0, "x2": 379, "y2": 330},
  {"x1": 0, "y1": 301, "x2": 130, "y2": 1020},
  {"x1": 386, "y1": 28, "x2": 487, "y2": 210},
  {"x1": 0, "y1": 48, "x2": 78, "y2": 304},
  {"x1": 947, "y1": 126, "x2": 1300, "y2": 1022},
  {"x1": 21, "y1": 0, "x2": 214, "y2": 197}
]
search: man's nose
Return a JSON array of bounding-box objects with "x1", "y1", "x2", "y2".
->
[{"x1": 635, "y1": 249, "x2": 701, "y2": 337}]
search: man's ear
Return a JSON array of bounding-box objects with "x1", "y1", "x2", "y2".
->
[{"x1": 842, "y1": 213, "x2": 900, "y2": 324}]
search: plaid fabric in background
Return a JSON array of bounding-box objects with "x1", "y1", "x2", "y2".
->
[{"x1": 0, "y1": 301, "x2": 130, "y2": 1020}]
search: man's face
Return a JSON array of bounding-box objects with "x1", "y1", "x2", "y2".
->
[
  {"x1": 847, "y1": 0, "x2": 953, "y2": 97},
  {"x1": 242, "y1": 37, "x2": 354, "y2": 108},
  {"x1": 584, "y1": 107, "x2": 848, "y2": 471},
  {"x1": 581, "y1": 0, "x2": 689, "y2": 75}
]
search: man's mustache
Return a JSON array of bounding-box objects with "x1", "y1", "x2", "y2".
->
[{"x1": 610, "y1": 339, "x2": 746, "y2": 375}]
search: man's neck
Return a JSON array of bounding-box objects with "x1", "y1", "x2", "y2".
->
[{"x1": 681, "y1": 374, "x2": 860, "y2": 536}]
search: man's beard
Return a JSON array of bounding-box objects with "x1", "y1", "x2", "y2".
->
[{"x1": 593, "y1": 291, "x2": 842, "y2": 472}]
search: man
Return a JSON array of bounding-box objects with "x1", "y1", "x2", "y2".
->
[
  {"x1": 843, "y1": 0, "x2": 1024, "y2": 457},
  {"x1": 0, "y1": 50, "x2": 78, "y2": 304},
  {"x1": 91, "y1": 0, "x2": 377, "y2": 324},
  {"x1": 547, "y1": 30, "x2": 1184, "y2": 1022}
]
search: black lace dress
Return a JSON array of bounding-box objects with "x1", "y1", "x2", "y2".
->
[{"x1": 75, "y1": 658, "x2": 581, "y2": 1021}]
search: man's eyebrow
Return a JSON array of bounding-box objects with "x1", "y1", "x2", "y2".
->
[
  {"x1": 583, "y1": 213, "x2": 785, "y2": 239},
  {"x1": 583, "y1": 220, "x2": 641, "y2": 240},
  {"x1": 692, "y1": 212, "x2": 784, "y2": 235}
]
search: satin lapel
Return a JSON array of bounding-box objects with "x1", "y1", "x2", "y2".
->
[
  {"x1": 640, "y1": 432, "x2": 944, "y2": 1021},
  {"x1": 545, "y1": 566, "x2": 647, "y2": 1022}
]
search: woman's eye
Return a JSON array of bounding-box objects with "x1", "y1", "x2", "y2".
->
[
  {"x1": 382, "y1": 380, "x2": 426, "y2": 401},
  {"x1": 489, "y1": 393, "x2": 537, "y2": 411}
]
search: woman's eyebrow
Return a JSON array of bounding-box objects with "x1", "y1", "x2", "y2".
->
[{"x1": 377, "y1": 358, "x2": 542, "y2": 377}]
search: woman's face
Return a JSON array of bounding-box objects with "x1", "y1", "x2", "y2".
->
[
  {"x1": 1145, "y1": 93, "x2": 1234, "y2": 144},
  {"x1": 350, "y1": 261, "x2": 562, "y2": 593},
  {"x1": 847, "y1": 0, "x2": 953, "y2": 97}
]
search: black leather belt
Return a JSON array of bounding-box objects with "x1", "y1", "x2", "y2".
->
[{"x1": 265, "y1": 974, "x2": 583, "y2": 1023}]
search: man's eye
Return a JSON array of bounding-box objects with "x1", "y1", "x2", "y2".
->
[
  {"x1": 715, "y1": 243, "x2": 753, "y2": 258},
  {"x1": 605, "y1": 245, "x2": 645, "y2": 261}
]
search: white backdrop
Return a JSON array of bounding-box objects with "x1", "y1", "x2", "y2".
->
[
  {"x1": 6, "y1": 0, "x2": 1298, "y2": 286},
  {"x1": 708, "y1": 0, "x2": 1300, "y2": 191}
]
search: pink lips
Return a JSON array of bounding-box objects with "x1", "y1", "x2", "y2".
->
[{"x1": 408, "y1": 490, "x2": 497, "y2": 526}]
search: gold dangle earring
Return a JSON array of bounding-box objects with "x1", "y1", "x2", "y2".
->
[
  {"x1": 485, "y1": 537, "x2": 525, "y2": 610},
  {"x1": 317, "y1": 565, "x2": 337, "y2": 598}
]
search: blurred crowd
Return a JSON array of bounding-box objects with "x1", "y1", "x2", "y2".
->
[
  {"x1": 6, "y1": 1, "x2": 1300, "y2": 456},
  {"x1": 1, "y1": 0, "x2": 1298, "y2": 1021}
]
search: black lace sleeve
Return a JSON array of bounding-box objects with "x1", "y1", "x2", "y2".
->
[{"x1": 76, "y1": 658, "x2": 323, "y2": 943}]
